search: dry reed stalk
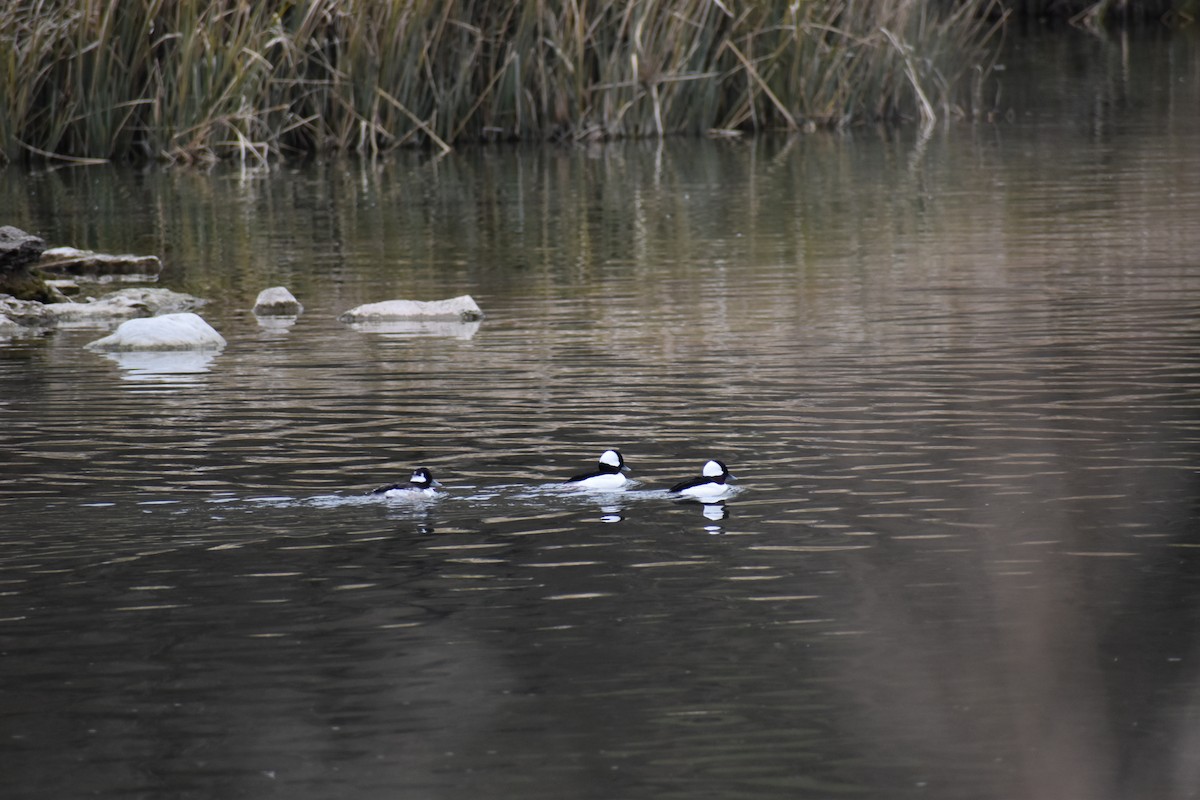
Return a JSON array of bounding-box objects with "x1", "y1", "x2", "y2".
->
[{"x1": 0, "y1": 0, "x2": 1007, "y2": 164}]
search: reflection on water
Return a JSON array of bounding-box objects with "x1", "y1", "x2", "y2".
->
[
  {"x1": 344, "y1": 318, "x2": 482, "y2": 339},
  {"x1": 100, "y1": 349, "x2": 221, "y2": 383},
  {"x1": 701, "y1": 500, "x2": 727, "y2": 522},
  {"x1": 253, "y1": 314, "x2": 299, "y2": 334},
  {"x1": 2, "y1": 30, "x2": 1200, "y2": 800},
  {"x1": 597, "y1": 502, "x2": 624, "y2": 523}
]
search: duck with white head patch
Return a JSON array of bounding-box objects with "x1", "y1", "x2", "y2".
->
[
  {"x1": 564, "y1": 449, "x2": 631, "y2": 490},
  {"x1": 371, "y1": 467, "x2": 442, "y2": 498},
  {"x1": 669, "y1": 460, "x2": 735, "y2": 500}
]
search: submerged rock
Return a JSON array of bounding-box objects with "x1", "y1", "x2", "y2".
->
[
  {"x1": 0, "y1": 294, "x2": 55, "y2": 328},
  {"x1": 0, "y1": 314, "x2": 24, "y2": 338},
  {"x1": 2, "y1": 287, "x2": 208, "y2": 336},
  {"x1": 36, "y1": 246, "x2": 162, "y2": 281},
  {"x1": 338, "y1": 295, "x2": 484, "y2": 322},
  {"x1": 84, "y1": 312, "x2": 226, "y2": 352},
  {"x1": 43, "y1": 287, "x2": 205, "y2": 324},
  {"x1": 253, "y1": 286, "x2": 303, "y2": 316}
]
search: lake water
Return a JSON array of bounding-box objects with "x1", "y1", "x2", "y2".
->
[{"x1": 3, "y1": 30, "x2": 1200, "y2": 800}]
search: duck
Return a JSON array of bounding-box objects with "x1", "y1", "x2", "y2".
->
[
  {"x1": 669, "y1": 460, "x2": 735, "y2": 500},
  {"x1": 370, "y1": 467, "x2": 442, "y2": 498},
  {"x1": 564, "y1": 449, "x2": 631, "y2": 490}
]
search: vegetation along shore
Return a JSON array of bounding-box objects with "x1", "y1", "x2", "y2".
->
[{"x1": 0, "y1": 0, "x2": 1190, "y2": 165}]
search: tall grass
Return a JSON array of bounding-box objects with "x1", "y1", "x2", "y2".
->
[{"x1": 0, "y1": 0, "x2": 1007, "y2": 164}]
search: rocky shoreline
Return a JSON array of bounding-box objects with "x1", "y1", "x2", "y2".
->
[
  {"x1": 1, "y1": 225, "x2": 213, "y2": 346},
  {"x1": 1, "y1": 225, "x2": 163, "y2": 303},
  {"x1": 3, "y1": 225, "x2": 484, "y2": 351}
]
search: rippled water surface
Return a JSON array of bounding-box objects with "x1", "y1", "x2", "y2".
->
[{"x1": 3, "y1": 32, "x2": 1200, "y2": 800}]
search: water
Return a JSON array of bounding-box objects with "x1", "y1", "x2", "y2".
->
[{"x1": 3, "y1": 30, "x2": 1200, "y2": 800}]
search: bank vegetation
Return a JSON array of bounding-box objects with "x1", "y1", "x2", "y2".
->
[
  {"x1": 0, "y1": 0, "x2": 1025, "y2": 164},
  {"x1": 7, "y1": 0, "x2": 1181, "y2": 166}
]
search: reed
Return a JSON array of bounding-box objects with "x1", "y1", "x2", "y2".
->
[{"x1": 0, "y1": 0, "x2": 1007, "y2": 164}]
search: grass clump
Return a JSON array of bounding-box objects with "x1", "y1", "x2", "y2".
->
[{"x1": 0, "y1": 0, "x2": 1006, "y2": 164}]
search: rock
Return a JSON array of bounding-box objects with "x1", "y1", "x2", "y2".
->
[
  {"x1": 0, "y1": 226, "x2": 46, "y2": 267},
  {"x1": 0, "y1": 226, "x2": 53, "y2": 302},
  {"x1": 84, "y1": 312, "x2": 226, "y2": 351},
  {"x1": 338, "y1": 295, "x2": 484, "y2": 322},
  {"x1": 43, "y1": 287, "x2": 205, "y2": 324},
  {"x1": 36, "y1": 246, "x2": 162, "y2": 281},
  {"x1": 253, "y1": 286, "x2": 303, "y2": 316}
]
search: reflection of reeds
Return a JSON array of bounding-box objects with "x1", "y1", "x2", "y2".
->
[
  {"x1": 1017, "y1": 1, "x2": 1186, "y2": 27},
  {"x1": 0, "y1": 0, "x2": 1007, "y2": 164}
]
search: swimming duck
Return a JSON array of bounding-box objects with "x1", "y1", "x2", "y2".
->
[
  {"x1": 371, "y1": 467, "x2": 442, "y2": 498},
  {"x1": 669, "y1": 460, "x2": 735, "y2": 500},
  {"x1": 564, "y1": 449, "x2": 631, "y2": 490}
]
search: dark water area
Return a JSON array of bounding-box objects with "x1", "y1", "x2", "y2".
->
[{"x1": 3, "y1": 30, "x2": 1200, "y2": 800}]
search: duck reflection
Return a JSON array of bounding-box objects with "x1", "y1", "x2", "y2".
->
[
  {"x1": 598, "y1": 503, "x2": 624, "y2": 523},
  {"x1": 674, "y1": 497, "x2": 728, "y2": 533},
  {"x1": 701, "y1": 500, "x2": 727, "y2": 534},
  {"x1": 387, "y1": 505, "x2": 437, "y2": 534}
]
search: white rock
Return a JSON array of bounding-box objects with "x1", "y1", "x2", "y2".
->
[
  {"x1": 338, "y1": 295, "x2": 483, "y2": 322},
  {"x1": 253, "y1": 286, "x2": 303, "y2": 316},
  {"x1": 84, "y1": 313, "x2": 226, "y2": 351}
]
